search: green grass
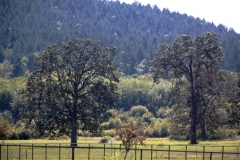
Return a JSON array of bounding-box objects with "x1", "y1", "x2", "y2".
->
[
  {"x1": 1, "y1": 138, "x2": 240, "y2": 160},
  {"x1": 3, "y1": 138, "x2": 240, "y2": 147}
]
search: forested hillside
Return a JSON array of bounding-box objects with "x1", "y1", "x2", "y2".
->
[
  {"x1": 1, "y1": 0, "x2": 240, "y2": 141},
  {"x1": 1, "y1": 0, "x2": 240, "y2": 75}
]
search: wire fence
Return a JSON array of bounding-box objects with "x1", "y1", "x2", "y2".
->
[{"x1": 1, "y1": 143, "x2": 240, "y2": 160}]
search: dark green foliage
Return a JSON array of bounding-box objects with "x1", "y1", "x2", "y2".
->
[
  {"x1": 99, "y1": 136, "x2": 110, "y2": 143},
  {"x1": 11, "y1": 58, "x2": 24, "y2": 77},
  {"x1": 159, "y1": 126, "x2": 169, "y2": 137},
  {"x1": 0, "y1": 92, "x2": 13, "y2": 111},
  {"x1": 10, "y1": 131, "x2": 19, "y2": 140},
  {"x1": 228, "y1": 75, "x2": 240, "y2": 127},
  {"x1": 0, "y1": 0, "x2": 240, "y2": 75},
  {"x1": 21, "y1": 38, "x2": 119, "y2": 145},
  {"x1": 18, "y1": 130, "x2": 31, "y2": 140},
  {"x1": 150, "y1": 32, "x2": 226, "y2": 144}
]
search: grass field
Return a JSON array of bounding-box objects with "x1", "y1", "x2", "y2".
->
[
  {"x1": 1, "y1": 138, "x2": 240, "y2": 159},
  {"x1": 3, "y1": 137, "x2": 240, "y2": 146}
]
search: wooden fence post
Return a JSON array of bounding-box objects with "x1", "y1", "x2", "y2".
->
[
  {"x1": 196, "y1": 149, "x2": 197, "y2": 159},
  {"x1": 7, "y1": 144, "x2": 8, "y2": 160},
  {"x1": 19, "y1": 144, "x2": 21, "y2": 160},
  {"x1": 140, "y1": 149, "x2": 143, "y2": 160},
  {"x1": 135, "y1": 144, "x2": 137, "y2": 160},
  {"x1": 59, "y1": 144, "x2": 61, "y2": 160},
  {"x1": 71, "y1": 146, "x2": 75, "y2": 160},
  {"x1": 32, "y1": 144, "x2": 33, "y2": 160},
  {"x1": 237, "y1": 148, "x2": 238, "y2": 159},
  {"x1": 203, "y1": 146, "x2": 205, "y2": 160},
  {"x1": 104, "y1": 144, "x2": 106, "y2": 158},
  {"x1": 88, "y1": 144, "x2": 90, "y2": 160},
  {"x1": 222, "y1": 146, "x2": 224, "y2": 160},
  {"x1": 151, "y1": 145, "x2": 153, "y2": 160},
  {"x1": 45, "y1": 144, "x2": 47, "y2": 160},
  {"x1": 168, "y1": 145, "x2": 170, "y2": 160},
  {"x1": 156, "y1": 148, "x2": 157, "y2": 159},
  {"x1": 185, "y1": 145, "x2": 187, "y2": 160}
]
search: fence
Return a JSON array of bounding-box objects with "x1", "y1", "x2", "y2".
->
[{"x1": 1, "y1": 143, "x2": 240, "y2": 160}]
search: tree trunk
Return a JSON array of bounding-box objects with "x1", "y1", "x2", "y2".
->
[
  {"x1": 71, "y1": 86, "x2": 78, "y2": 147},
  {"x1": 190, "y1": 101, "x2": 197, "y2": 144},
  {"x1": 71, "y1": 116, "x2": 78, "y2": 147},
  {"x1": 189, "y1": 59, "x2": 198, "y2": 144},
  {"x1": 200, "y1": 108, "x2": 207, "y2": 140},
  {"x1": 200, "y1": 120, "x2": 206, "y2": 140},
  {"x1": 124, "y1": 149, "x2": 130, "y2": 160}
]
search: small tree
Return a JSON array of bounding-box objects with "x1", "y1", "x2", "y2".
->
[{"x1": 115, "y1": 124, "x2": 146, "y2": 160}]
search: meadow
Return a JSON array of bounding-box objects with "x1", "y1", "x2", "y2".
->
[{"x1": 1, "y1": 138, "x2": 240, "y2": 159}]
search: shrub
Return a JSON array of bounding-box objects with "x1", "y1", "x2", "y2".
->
[
  {"x1": 78, "y1": 130, "x2": 91, "y2": 137},
  {"x1": 108, "y1": 109, "x2": 119, "y2": 118},
  {"x1": 207, "y1": 129, "x2": 235, "y2": 140},
  {"x1": 160, "y1": 125, "x2": 169, "y2": 137},
  {"x1": 145, "y1": 127, "x2": 153, "y2": 137},
  {"x1": 119, "y1": 112, "x2": 129, "y2": 122},
  {"x1": 99, "y1": 136, "x2": 110, "y2": 143},
  {"x1": 130, "y1": 105, "x2": 148, "y2": 117},
  {"x1": 152, "y1": 120, "x2": 170, "y2": 137},
  {"x1": 152, "y1": 127, "x2": 160, "y2": 137},
  {"x1": 10, "y1": 132, "x2": 19, "y2": 140},
  {"x1": 169, "y1": 133, "x2": 190, "y2": 140},
  {"x1": 18, "y1": 130, "x2": 31, "y2": 140},
  {"x1": 103, "y1": 129, "x2": 116, "y2": 137},
  {"x1": 0, "y1": 123, "x2": 10, "y2": 139},
  {"x1": 157, "y1": 107, "x2": 171, "y2": 118},
  {"x1": 142, "y1": 112, "x2": 154, "y2": 124},
  {"x1": 107, "y1": 118, "x2": 122, "y2": 129}
]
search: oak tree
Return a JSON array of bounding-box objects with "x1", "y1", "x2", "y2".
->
[
  {"x1": 150, "y1": 32, "x2": 224, "y2": 144},
  {"x1": 21, "y1": 39, "x2": 119, "y2": 146}
]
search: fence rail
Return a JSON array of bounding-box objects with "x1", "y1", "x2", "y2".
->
[{"x1": 1, "y1": 143, "x2": 240, "y2": 160}]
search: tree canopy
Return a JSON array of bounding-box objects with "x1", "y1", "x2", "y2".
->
[{"x1": 21, "y1": 39, "x2": 119, "y2": 146}]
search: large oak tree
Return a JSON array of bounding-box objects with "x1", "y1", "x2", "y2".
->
[
  {"x1": 21, "y1": 39, "x2": 119, "y2": 146},
  {"x1": 150, "y1": 32, "x2": 225, "y2": 144}
]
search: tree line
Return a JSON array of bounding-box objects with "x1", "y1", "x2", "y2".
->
[{"x1": 0, "y1": 0, "x2": 240, "y2": 76}]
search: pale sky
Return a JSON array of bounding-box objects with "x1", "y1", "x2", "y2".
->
[{"x1": 119, "y1": 0, "x2": 240, "y2": 34}]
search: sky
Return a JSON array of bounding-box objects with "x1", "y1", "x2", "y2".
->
[{"x1": 119, "y1": 0, "x2": 240, "y2": 34}]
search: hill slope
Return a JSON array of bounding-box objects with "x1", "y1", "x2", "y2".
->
[{"x1": 1, "y1": 0, "x2": 240, "y2": 74}]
